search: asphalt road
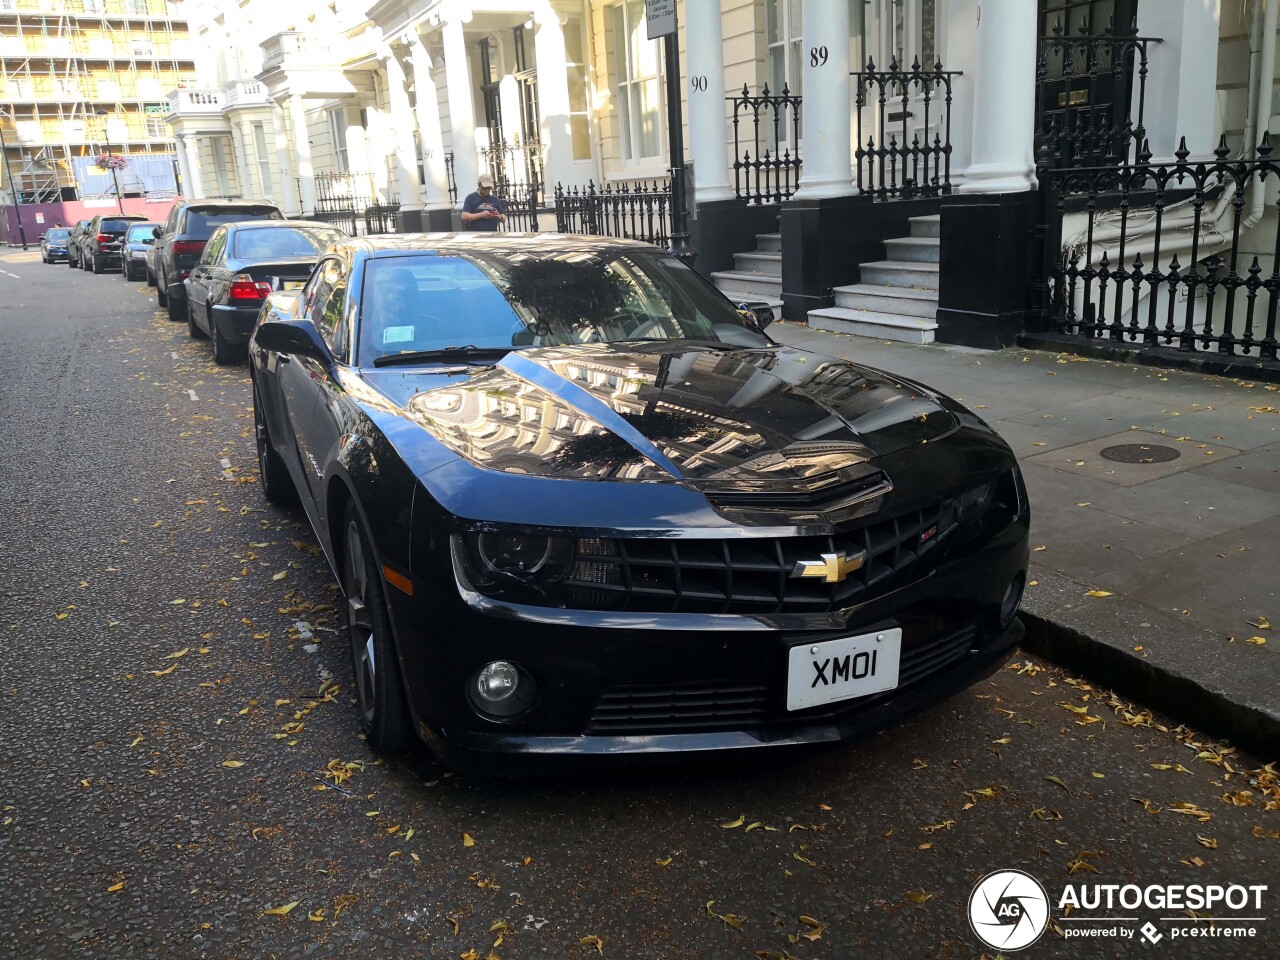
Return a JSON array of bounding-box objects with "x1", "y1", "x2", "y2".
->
[{"x1": 0, "y1": 246, "x2": 1277, "y2": 960}]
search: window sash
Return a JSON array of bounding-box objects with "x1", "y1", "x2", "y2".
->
[{"x1": 612, "y1": 0, "x2": 663, "y2": 165}]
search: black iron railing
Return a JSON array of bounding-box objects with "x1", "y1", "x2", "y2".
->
[
  {"x1": 1035, "y1": 135, "x2": 1280, "y2": 366},
  {"x1": 479, "y1": 134, "x2": 544, "y2": 207},
  {"x1": 1034, "y1": 17, "x2": 1160, "y2": 171},
  {"x1": 500, "y1": 180, "x2": 541, "y2": 233},
  {"x1": 853, "y1": 56, "x2": 960, "y2": 200},
  {"x1": 310, "y1": 170, "x2": 400, "y2": 235},
  {"x1": 554, "y1": 180, "x2": 671, "y2": 248},
  {"x1": 728, "y1": 83, "x2": 802, "y2": 204},
  {"x1": 445, "y1": 152, "x2": 457, "y2": 204}
]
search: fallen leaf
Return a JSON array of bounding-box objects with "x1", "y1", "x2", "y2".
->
[
  {"x1": 261, "y1": 900, "x2": 300, "y2": 917},
  {"x1": 799, "y1": 915, "x2": 826, "y2": 941},
  {"x1": 1045, "y1": 775, "x2": 1072, "y2": 794},
  {"x1": 1197, "y1": 835, "x2": 1218, "y2": 849},
  {"x1": 655, "y1": 856, "x2": 673, "y2": 867},
  {"x1": 579, "y1": 934, "x2": 605, "y2": 954},
  {"x1": 1085, "y1": 589, "x2": 1113, "y2": 598},
  {"x1": 107, "y1": 881, "x2": 125, "y2": 892},
  {"x1": 905, "y1": 888, "x2": 933, "y2": 904},
  {"x1": 720, "y1": 815, "x2": 746, "y2": 828},
  {"x1": 308, "y1": 909, "x2": 325, "y2": 921},
  {"x1": 272, "y1": 571, "x2": 288, "y2": 581},
  {"x1": 462, "y1": 832, "x2": 476, "y2": 847},
  {"x1": 164, "y1": 648, "x2": 189, "y2": 659},
  {"x1": 333, "y1": 894, "x2": 358, "y2": 919},
  {"x1": 1246, "y1": 636, "x2": 1267, "y2": 646},
  {"x1": 149, "y1": 663, "x2": 178, "y2": 677},
  {"x1": 221, "y1": 760, "x2": 245, "y2": 768}
]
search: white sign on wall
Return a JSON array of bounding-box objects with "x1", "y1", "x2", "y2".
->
[{"x1": 645, "y1": 0, "x2": 676, "y2": 40}]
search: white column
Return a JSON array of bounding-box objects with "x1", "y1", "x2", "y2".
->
[
  {"x1": 796, "y1": 0, "x2": 854, "y2": 197},
  {"x1": 410, "y1": 36, "x2": 451, "y2": 214},
  {"x1": 183, "y1": 134, "x2": 205, "y2": 199},
  {"x1": 175, "y1": 133, "x2": 195, "y2": 198},
  {"x1": 1138, "y1": 0, "x2": 1220, "y2": 159},
  {"x1": 381, "y1": 44, "x2": 423, "y2": 215},
  {"x1": 441, "y1": 13, "x2": 478, "y2": 203},
  {"x1": 239, "y1": 121, "x2": 259, "y2": 195},
  {"x1": 532, "y1": 6, "x2": 574, "y2": 191},
  {"x1": 683, "y1": 0, "x2": 733, "y2": 203},
  {"x1": 959, "y1": 0, "x2": 1038, "y2": 193},
  {"x1": 229, "y1": 125, "x2": 251, "y2": 198},
  {"x1": 271, "y1": 102, "x2": 298, "y2": 216},
  {"x1": 288, "y1": 93, "x2": 317, "y2": 215}
]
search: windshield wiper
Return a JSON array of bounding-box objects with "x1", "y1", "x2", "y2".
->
[
  {"x1": 614, "y1": 337, "x2": 756, "y2": 351},
  {"x1": 372, "y1": 345, "x2": 513, "y2": 367}
]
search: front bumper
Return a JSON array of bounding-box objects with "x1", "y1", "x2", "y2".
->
[{"x1": 388, "y1": 513, "x2": 1030, "y2": 774}]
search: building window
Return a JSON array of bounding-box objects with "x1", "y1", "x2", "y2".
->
[
  {"x1": 563, "y1": 12, "x2": 591, "y2": 162},
  {"x1": 145, "y1": 116, "x2": 166, "y2": 138},
  {"x1": 132, "y1": 40, "x2": 156, "y2": 58},
  {"x1": 126, "y1": 0, "x2": 150, "y2": 15},
  {"x1": 610, "y1": 0, "x2": 663, "y2": 165},
  {"x1": 328, "y1": 108, "x2": 348, "y2": 172},
  {"x1": 766, "y1": 0, "x2": 802, "y2": 97},
  {"x1": 254, "y1": 123, "x2": 273, "y2": 196}
]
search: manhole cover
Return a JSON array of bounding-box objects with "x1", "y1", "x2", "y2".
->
[{"x1": 1099, "y1": 443, "x2": 1181, "y2": 464}]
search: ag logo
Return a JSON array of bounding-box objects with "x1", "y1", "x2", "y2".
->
[{"x1": 968, "y1": 869, "x2": 1049, "y2": 951}]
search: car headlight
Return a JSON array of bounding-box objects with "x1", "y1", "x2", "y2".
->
[
  {"x1": 959, "y1": 481, "x2": 995, "y2": 522},
  {"x1": 465, "y1": 530, "x2": 574, "y2": 584}
]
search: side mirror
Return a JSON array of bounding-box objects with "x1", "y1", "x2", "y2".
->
[
  {"x1": 736, "y1": 301, "x2": 776, "y2": 330},
  {"x1": 252, "y1": 317, "x2": 332, "y2": 364},
  {"x1": 152, "y1": 226, "x2": 163, "y2": 239}
]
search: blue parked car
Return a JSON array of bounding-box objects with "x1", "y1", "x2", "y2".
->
[
  {"x1": 40, "y1": 227, "x2": 72, "y2": 264},
  {"x1": 121, "y1": 222, "x2": 162, "y2": 281}
]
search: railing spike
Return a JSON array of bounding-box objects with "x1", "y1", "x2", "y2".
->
[
  {"x1": 1174, "y1": 136, "x2": 1190, "y2": 162},
  {"x1": 1215, "y1": 133, "x2": 1230, "y2": 160},
  {"x1": 911, "y1": 54, "x2": 921, "y2": 71},
  {"x1": 1260, "y1": 130, "x2": 1273, "y2": 157},
  {"x1": 1052, "y1": 15, "x2": 1063, "y2": 36},
  {"x1": 761, "y1": 81, "x2": 771, "y2": 98}
]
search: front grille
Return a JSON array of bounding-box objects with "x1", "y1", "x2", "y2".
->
[
  {"x1": 586, "y1": 623, "x2": 979, "y2": 734},
  {"x1": 565, "y1": 500, "x2": 959, "y2": 615}
]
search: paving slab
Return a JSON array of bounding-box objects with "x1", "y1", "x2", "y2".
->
[{"x1": 771, "y1": 320, "x2": 1280, "y2": 755}]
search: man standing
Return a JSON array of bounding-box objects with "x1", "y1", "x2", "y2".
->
[{"x1": 460, "y1": 173, "x2": 507, "y2": 231}]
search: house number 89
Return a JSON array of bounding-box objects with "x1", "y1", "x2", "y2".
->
[{"x1": 810, "y1": 46, "x2": 828, "y2": 67}]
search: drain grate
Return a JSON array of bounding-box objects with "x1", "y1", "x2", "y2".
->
[{"x1": 1099, "y1": 443, "x2": 1181, "y2": 464}]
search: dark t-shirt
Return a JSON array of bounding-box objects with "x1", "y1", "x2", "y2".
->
[{"x1": 462, "y1": 191, "x2": 507, "y2": 231}]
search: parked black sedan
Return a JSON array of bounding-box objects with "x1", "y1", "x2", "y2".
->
[
  {"x1": 185, "y1": 221, "x2": 344, "y2": 364},
  {"x1": 40, "y1": 227, "x2": 72, "y2": 263},
  {"x1": 121, "y1": 221, "x2": 161, "y2": 281},
  {"x1": 249, "y1": 234, "x2": 1030, "y2": 773}
]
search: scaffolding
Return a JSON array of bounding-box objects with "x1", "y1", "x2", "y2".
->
[{"x1": 0, "y1": 0, "x2": 195, "y2": 199}]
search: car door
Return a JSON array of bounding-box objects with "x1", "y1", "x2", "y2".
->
[
  {"x1": 187, "y1": 227, "x2": 226, "y2": 333},
  {"x1": 273, "y1": 258, "x2": 340, "y2": 520},
  {"x1": 287, "y1": 257, "x2": 350, "y2": 537}
]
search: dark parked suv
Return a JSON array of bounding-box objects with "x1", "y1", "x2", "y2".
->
[
  {"x1": 80, "y1": 214, "x2": 148, "y2": 274},
  {"x1": 66, "y1": 220, "x2": 91, "y2": 269},
  {"x1": 153, "y1": 198, "x2": 284, "y2": 322}
]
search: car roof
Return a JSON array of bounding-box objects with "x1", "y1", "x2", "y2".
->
[
  {"x1": 349, "y1": 232, "x2": 663, "y2": 258},
  {"x1": 225, "y1": 219, "x2": 336, "y2": 231},
  {"x1": 185, "y1": 198, "x2": 279, "y2": 209}
]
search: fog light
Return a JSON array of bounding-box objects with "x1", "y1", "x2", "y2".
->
[
  {"x1": 476, "y1": 661, "x2": 520, "y2": 702},
  {"x1": 1001, "y1": 573, "x2": 1026, "y2": 626}
]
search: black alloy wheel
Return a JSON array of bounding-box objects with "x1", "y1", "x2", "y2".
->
[
  {"x1": 342, "y1": 501, "x2": 414, "y2": 754},
  {"x1": 251, "y1": 377, "x2": 297, "y2": 507}
]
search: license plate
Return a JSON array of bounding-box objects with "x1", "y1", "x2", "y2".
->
[
  {"x1": 786, "y1": 628, "x2": 901, "y2": 711},
  {"x1": 282, "y1": 280, "x2": 305, "y2": 290}
]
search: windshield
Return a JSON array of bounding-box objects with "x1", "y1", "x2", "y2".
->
[
  {"x1": 233, "y1": 226, "x2": 342, "y2": 260},
  {"x1": 46, "y1": 229, "x2": 70, "y2": 240},
  {"x1": 357, "y1": 249, "x2": 770, "y2": 365},
  {"x1": 187, "y1": 206, "x2": 282, "y2": 239},
  {"x1": 126, "y1": 224, "x2": 158, "y2": 241},
  {"x1": 102, "y1": 218, "x2": 143, "y2": 232}
]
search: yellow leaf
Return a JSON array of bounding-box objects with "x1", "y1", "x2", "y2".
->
[
  {"x1": 261, "y1": 900, "x2": 300, "y2": 917},
  {"x1": 462, "y1": 832, "x2": 476, "y2": 847},
  {"x1": 719, "y1": 815, "x2": 746, "y2": 828},
  {"x1": 275, "y1": 699, "x2": 290, "y2": 707},
  {"x1": 992, "y1": 737, "x2": 1012, "y2": 745},
  {"x1": 128, "y1": 735, "x2": 143, "y2": 748},
  {"x1": 164, "y1": 648, "x2": 189, "y2": 659},
  {"x1": 1091, "y1": 772, "x2": 1106, "y2": 779},
  {"x1": 272, "y1": 571, "x2": 288, "y2": 581},
  {"x1": 170, "y1": 598, "x2": 186, "y2": 605},
  {"x1": 405, "y1": 828, "x2": 415, "y2": 841},
  {"x1": 744, "y1": 821, "x2": 764, "y2": 832},
  {"x1": 55, "y1": 612, "x2": 69, "y2": 620},
  {"x1": 333, "y1": 894, "x2": 358, "y2": 919},
  {"x1": 461, "y1": 951, "x2": 481, "y2": 960},
  {"x1": 308, "y1": 909, "x2": 325, "y2": 921},
  {"x1": 1045, "y1": 775, "x2": 1072, "y2": 794},
  {"x1": 149, "y1": 663, "x2": 178, "y2": 677},
  {"x1": 366, "y1": 811, "x2": 381, "y2": 817},
  {"x1": 1085, "y1": 589, "x2": 1113, "y2": 598},
  {"x1": 1245, "y1": 636, "x2": 1267, "y2": 645},
  {"x1": 1197, "y1": 835, "x2": 1218, "y2": 849},
  {"x1": 107, "y1": 881, "x2": 125, "y2": 892},
  {"x1": 817, "y1": 803, "x2": 833, "y2": 811},
  {"x1": 905, "y1": 888, "x2": 933, "y2": 904},
  {"x1": 655, "y1": 856, "x2": 673, "y2": 867},
  {"x1": 221, "y1": 760, "x2": 245, "y2": 768},
  {"x1": 1246, "y1": 616, "x2": 1272, "y2": 631},
  {"x1": 792, "y1": 851, "x2": 817, "y2": 867},
  {"x1": 579, "y1": 934, "x2": 605, "y2": 954}
]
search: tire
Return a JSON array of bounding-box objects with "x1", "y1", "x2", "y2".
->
[
  {"x1": 145, "y1": 267, "x2": 156, "y2": 288},
  {"x1": 342, "y1": 500, "x2": 414, "y2": 754},
  {"x1": 168, "y1": 291, "x2": 188, "y2": 323},
  {"x1": 210, "y1": 313, "x2": 244, "y2": 364},
  {"x1": 91, "y1": 252, "x2": 104, "y2": 274},
  {"x1": 187, "y1": 302, "x2": 207, "y2": 339},
  {"x1": 252, "y1": 376, "x2": 298, "y2": 506},
  {"x1": 68, "y1": 252, "x2": 77, "y2": 269},
  {"x1": 157, "y1": 275, "x2": 168, "y2": 308}
]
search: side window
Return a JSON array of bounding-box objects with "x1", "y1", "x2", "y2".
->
[
  {"x1": 311, "y1": 258, "x2": 348, "y2": 356},
  {"x1": 202, "y1": 228, "x2": 227, "y2": 265},
  {"x1": 164, "y1": 205, "x2": 180, "y2": 234},
  {"x1": 301, "y1": 259, "x2": 335, "y2": 321}
]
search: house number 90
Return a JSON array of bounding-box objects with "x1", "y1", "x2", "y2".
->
[
  {"x1": 690, "y1": 75, "x2": 708, "y2": 92},
  {"x1": 809, "y1": 46, "x2": 828, "y2": 67}
]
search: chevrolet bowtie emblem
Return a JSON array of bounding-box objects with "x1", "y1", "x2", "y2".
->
[{"x1": 791, "y1": 550, "x2": 866, "y2": 583}]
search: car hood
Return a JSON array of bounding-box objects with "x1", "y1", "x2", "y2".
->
[{"x1": 360, "y1": 341, "x2": 956, "y2": 490}]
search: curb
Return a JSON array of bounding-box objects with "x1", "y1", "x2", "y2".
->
[{"x1": 1018, "y1": 565, "x2": 1280, "y2": 760}]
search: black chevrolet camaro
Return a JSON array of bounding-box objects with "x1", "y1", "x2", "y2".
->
[{"x1": 249, "y1": 234, "x2": 1029, "y2": 772}]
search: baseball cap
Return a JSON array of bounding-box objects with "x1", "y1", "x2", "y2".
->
[{"x1": 478, "y1": 173, "x2": 495, "y2": 187}]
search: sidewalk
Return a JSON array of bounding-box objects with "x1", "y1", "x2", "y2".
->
[{"x1": 769, "y1": 320, "x2": 1280, "y2": 756}]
